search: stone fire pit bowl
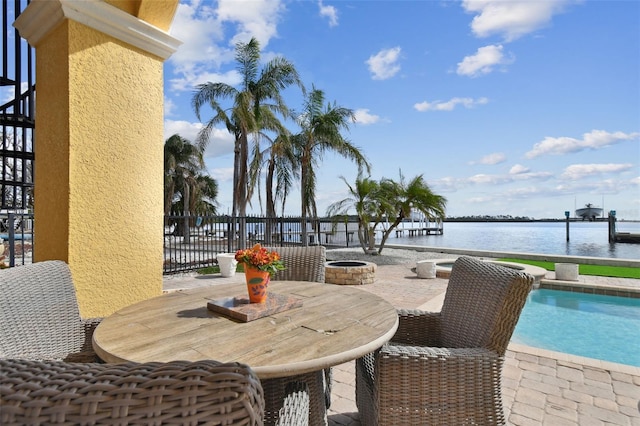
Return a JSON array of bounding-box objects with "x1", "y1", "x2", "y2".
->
[{"x1": 325, "y1": 260, "x2": 376, "y2": 285}]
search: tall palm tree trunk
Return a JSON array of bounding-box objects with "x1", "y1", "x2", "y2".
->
[
  {"x1": 236, "y1": 132, "x2": 249, "y2": 248},
  {"x1": 300, "y1": 151, "x2": 310, "y2": 247},
  {"x1": 265, "y1": 159, "x2": 276, "y2": 245},
  {"x1": 182, "y1": 183, "x2": 190, "y2": 244}
]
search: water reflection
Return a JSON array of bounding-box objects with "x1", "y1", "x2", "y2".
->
[
  {"x1": 529, "y1": 290, "x2": 640, "y2": 319},
  {"x1": 391, "y1": 221, "x2": 640, "y2": 259}
]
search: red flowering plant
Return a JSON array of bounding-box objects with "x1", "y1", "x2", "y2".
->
[{"x1": 235, "y1": 243, "x2": 285, "y2": 276}]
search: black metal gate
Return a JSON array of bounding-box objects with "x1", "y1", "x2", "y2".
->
[
  {"x1": 1, "y1": 0, "x2": 34, "y2": 211},
  {"x1": 1, "y1": 1, "x2": 34, "y2": 267}
]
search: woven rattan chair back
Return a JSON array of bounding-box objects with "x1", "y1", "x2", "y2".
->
[
  {"x1": 0, "y1": 261, "x2": 95, "y2": 361},
  {"x1": 267, "y1": 245, "x2": 326, "y2": 283},
  {"x1": 264, "y1": 245, "x2": 330, "y2": 414},
  {"x1": 0, "y1": 359, "x2": 266, "y2": 425},
  {"x1": 439, "y1": 256, "x2": 534, "y2": 355}
]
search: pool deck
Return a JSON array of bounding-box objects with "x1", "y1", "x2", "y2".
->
[{"x1": 163, "y1": 264, "x2": 640, "y2": 426}]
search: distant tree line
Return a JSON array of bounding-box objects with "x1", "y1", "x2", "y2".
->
[{"x1": 446, "y1": 215, "x2": 534, "y2": 222}]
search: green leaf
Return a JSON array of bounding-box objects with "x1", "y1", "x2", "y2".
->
[{"x1": 248, "y1": 277, "x2": 267, "y2": 285}]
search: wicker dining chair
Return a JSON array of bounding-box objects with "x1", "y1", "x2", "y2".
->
[
  {"x1": 267, "y1": 245, "x2": 326, "y2": 283},
  {"x1": 0, "y1": 260, "x2": 101, "y2": 362},
  {"x1": 264, "y1": 245, "x2": 332, "y2": 417},
  {"x1": 0, "y1": 261, "x2": 310, "y2": 425},
  {"x1": 356, "y1": 256, "x2": 534, "y2": 425},
  {"x1": 1, "y1": 358, "x2": 309, "y2": 425}
]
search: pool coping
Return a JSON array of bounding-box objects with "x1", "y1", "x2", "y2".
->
[
  {"x1": 539, "y1": 278, "x2": 640, "y2": 298},
  {"x1": 430, "y1": 258, "x2": 548, "y2": 284},
  {"x1": 508, "y1": 342, "x2": 640, "y2": 376}
]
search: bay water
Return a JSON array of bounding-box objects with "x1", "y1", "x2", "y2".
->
[{"x1": 386, "y1": 221, "x2": 640, "y2": 260}]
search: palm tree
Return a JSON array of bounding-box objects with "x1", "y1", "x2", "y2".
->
[
  {"x1": 164, "y1": 134, "x2": 217, "y2": 242},
  {"x1": 190, "y1": 175, "x2": 219, "y2": 216},
  {"x1": 243, "y1": 126, "x2": 300, "y2": 244},
  {"x1": 375, "y1": 171, "x2": 447, "y2": 253},
  {"x1": 164, "y1": 134, "x2": 204, "y2": 216},
  {"x1": 293, "y1": 87, "x2": 371, "y2": 244},
  {"x1": 246, "y1": 132, "x2": 300, "y2": 244},
  {"x1": 328, "y1": 171, "x2": 446, "y2": 254},
  {"x1": 192, "y1": 37, "x2": 304, "y2": 220},
  {"x1": 326, "y1": 175, "x2": 387, "y2": 253}
]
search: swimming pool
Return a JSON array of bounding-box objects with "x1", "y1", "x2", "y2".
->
[
  {"x1": 512, "y1": 289, "x2": 640, "y2": 367},
  {"x1": 0, "y1": 233, "x2": 32, "y2": 240}
]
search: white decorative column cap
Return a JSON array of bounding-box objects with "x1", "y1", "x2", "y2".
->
[{"x1": 13, "y1": 0, "x2": 182, "y2": 60}]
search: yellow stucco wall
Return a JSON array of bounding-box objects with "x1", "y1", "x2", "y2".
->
[
  {"x1": 34, "y1": 18, "x2": 165, "y2": 317},
  {"x1": 33, "y1": 26, "x2": 71, "y2": 261},
  {"x1": 106, "y1": 0, "x2": 179, "y2": 30}
]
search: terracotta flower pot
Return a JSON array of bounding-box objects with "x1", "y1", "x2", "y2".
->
[{"x1": 244, "y1": 265, "x2": 270, "y2": 303}]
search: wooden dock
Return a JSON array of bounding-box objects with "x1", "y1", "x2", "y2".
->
[
  {"x1": 394, "y1": 226, "x2": 443, "y2": 237},
  {"x1": 608, "y1": 214, "x2": 640, "y2": 244},
  {"x1": 254, "y1": 230, "x2": 355, "y2": 245},
  {"x1": 613, "y1": 232, "x2": 640, "y2": 244}
]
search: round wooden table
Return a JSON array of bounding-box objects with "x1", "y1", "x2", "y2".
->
[{"x1": 92, "y1": 281, "x2": 398, "y2": 425}]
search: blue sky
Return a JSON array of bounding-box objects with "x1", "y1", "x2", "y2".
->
[{"x1": 163, "y1": 0, "x2": 640, "y2": 220}]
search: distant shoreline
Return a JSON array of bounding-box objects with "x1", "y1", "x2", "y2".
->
[
  {"x1": 441, "y1": 218, "x2": 636, "y2": 223},
  {"x1": 431, "y1": 218, "x2": 638, "y2": 223}
]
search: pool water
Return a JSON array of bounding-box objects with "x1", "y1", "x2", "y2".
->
[{"x1": 512, "y1": 289, "x2": 640, "y2": 367}]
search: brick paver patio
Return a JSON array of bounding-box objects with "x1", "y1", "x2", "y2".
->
[{"x1": 164, "y1": 260, "x2": 640, "y2": 425}]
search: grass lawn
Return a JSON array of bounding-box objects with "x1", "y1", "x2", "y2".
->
[
  {"x1": 498, "y1": 258, "x2": 640, "y2": 279},
  {"x1": 198, "y1": 264, "x2": 246, "y2": 275}
]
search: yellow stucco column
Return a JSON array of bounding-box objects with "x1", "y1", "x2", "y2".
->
[{"x1": 14, "y1": 0, "x2": 180, "y2": 317}]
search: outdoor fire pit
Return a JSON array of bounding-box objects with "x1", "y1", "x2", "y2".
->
[{"x1": 325, "y1": 261, "x2": 376, "y2": 285}]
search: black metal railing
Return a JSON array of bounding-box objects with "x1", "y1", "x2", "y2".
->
[
  {"x1": 2, "y1": 0, "x2": 35, "y2": 211},
  {"x1": 0, "y1": 213, "x2": 362, "y2": 273},
  {"x1": 0, "y1": 210, "x2": 33, "y2": 267},
  {"x1": 162, "y1": 214, "x2": 359, "y2": 274}
]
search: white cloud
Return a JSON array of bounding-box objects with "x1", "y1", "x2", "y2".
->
[
  {"x1": 467, "y1": 169, "x2": 552, "y2": 185},
  {"x1": 169, "y1": 2, "x2": 227, "y2": 73},
  {"x1": 468, "y1": 173, "x2": 511, "y2": 185},
  {"x1": 202, "y1": 129, "x2": 236, "y2": 159},
  {"x1": 318, "y1": 1, "x2": 338, "y2": 27},
  {"x1": 208, "y1": 167, "x2": 234, "y2": 183},
  {"x1": 561, "y1": 163, "x2": 635, "y2": 180},
  {"x1": 217, "y1": 0, "x2": 284, "y2": 48},
  {"x1": 163, "y1": 120, "x2": 233, "y2": 159},
  {"x1": 353, "y1": 109, "x2": 380, "y2": 125},
  {"x1": 525, "y1": 130, "x2": 640, "y2": 158},
  {"x1": 504, "y1": 186, "x2": 546, "y2": 198},
  {"x1": 509, "y1": 164, "x2": 530, "y2": 174},
  {"x1": 467, "y1": 152, "x2": 506, "y2": 166},
  {"x1": 430, "y1": 177, "x2": 461, "y2": 193},
  {"x1": 414, "y1": 97, "x2": 488, "y2": 112},
  {"x1": 164, "y1": 119, "x2": 203, "y2": 143},
  {"x1": 169, "y1": 69, "x2": 241, "y2": 92},
  {"x1": 462, "y1": 0, "x2": 571, "y2": 42},
  {"x1": 433, "y1": 167, "x2": 553, "y2": 193},
  {"x1": 366, "y1": 47, "x2": 402, "y2": 80},
  {"x1": 457, "y1": 44, "x2": 513, "y2": 77},
  {"x1": 513, "y1": 171, "x2": 553, "y2": 181},
  {"x1": 167, "y1": 0, "x2": 284, "y2": 92},
  {"x1": 467, "y1": 196, "x2": 494, "y2": 203},
  {"x1": 164, "y1": 97, "x2": 177, "y2": 117},
  {"x1": 0, "y1": 87, "x2": 11, "y2": 103},
  {"x1": 0, "y1": 82, "x2": 29, "y2": 103}
]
